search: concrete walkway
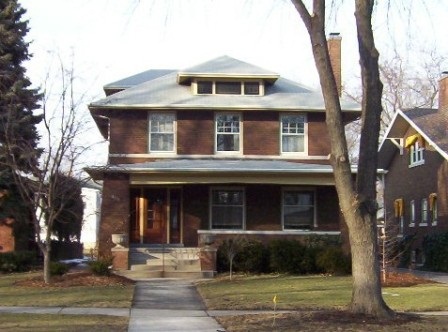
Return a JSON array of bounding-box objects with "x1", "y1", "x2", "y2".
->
[{"x1": 129, "y1": 279, "x2": 226, "y2": 332}]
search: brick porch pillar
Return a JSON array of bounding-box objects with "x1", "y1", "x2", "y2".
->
[{"x1": 98, "y1": 173, "x2": 130, "y2": 260}]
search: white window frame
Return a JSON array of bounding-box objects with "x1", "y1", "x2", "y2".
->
[
  {"x1": 420, "y1": 198, "x2": 428, "y2": 226},
  {"x1": 281, "y1": 188, "x2": 316, "y2": 230},
  {"x1": 209, "y1": 187, "x2": 245, "y2": 230},
  {"x1": 215, "y1": 113, "x2": 242, "y2": 155},
  {"x1": 193, "y1": 80, "x2": 264, "y2": 96},
  {"x1": 409, "y1": 141, "x2": 425, "y2": 167},
  {"x1": 148, "y1": 112, "x2": 176, "y2": 154},
  {"x1": 409, "y1": 200, "x2": 415, "y2": 227},
  {"x1": 280, "y1": 114, "x2": 307, "y2": 155}
]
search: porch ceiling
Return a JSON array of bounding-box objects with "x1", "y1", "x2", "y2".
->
[{"x1": 86, "y1": 159, "x2": 355, "y2": 185}]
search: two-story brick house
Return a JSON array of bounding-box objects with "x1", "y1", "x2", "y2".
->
[
  {"x1": 86, "y1": 36, "x2": 361, "y2": 276},
  {"x1": 378, "y1": 74, "x2": 448, "y2": 267}
]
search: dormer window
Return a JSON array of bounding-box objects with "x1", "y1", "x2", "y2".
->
[
  {"x1": 197, "y1": 81, "x2": 212, "y2": 94},
  {"x1": 195, "y1": 80, "x2": 263, "y2": 96},
  {"x1": 216, "y1": 82, "x2": 241, "y2": 94}
]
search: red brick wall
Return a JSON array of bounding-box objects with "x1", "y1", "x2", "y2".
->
[
  {"x1": 107, "y1": 109, "x2": 333, "y2": 158},
  {"x1": 183, "y1": 185, "x2": 210, "y2": 246},
  {"x1": 308, "y1": 113, "x2": 331, "y2": 156},
  {"x1": 98, "y1": 173, "x2": 130, "y2": 257},
  {"x1": 177, "y1": 111, "x2": 214, "y2": 155},
  {"x1": 109, "y1": 110, "x2": 148, "y2": 155},
  {"x1": 243, "y1": 112, "x2": 279, "y2": 155}
]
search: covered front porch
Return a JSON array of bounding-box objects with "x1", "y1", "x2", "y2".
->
[{"x1": 87, "y1": 159, "x2": 349, "y2": 278}]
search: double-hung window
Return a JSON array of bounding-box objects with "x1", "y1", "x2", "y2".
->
[
  {"x1": 281, "y1": 114, "x2": 306, "y2": 153},
  {"x1": 210, "y1": 188, "x2": 244, "y2": 229},
  {"x1": 149, "y1": 113, "x2": 175, "y2": 152},
  {"x1": 215, "y1": 113, "x2": 241, "y2": 153},
  {"x1": 420, "y1": 198, "x2": 428, "y2": 226},
  {"x1": 410, "y1": 200, "x2": 415, "y2": 227},
  {"x1": 282, "y1": 190, "x2": 315, "y2": 230}
]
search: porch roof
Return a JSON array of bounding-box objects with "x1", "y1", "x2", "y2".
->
[{"x1": 86, "y1": 159, "x2": 359, "y2": 186}]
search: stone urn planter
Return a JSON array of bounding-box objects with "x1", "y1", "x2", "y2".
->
[
  {"x1": 202, "y1": 234, "x2": 215, "y2": 246},
  {"x1": 111, "y1": 233, "x2": 128, "y2": 248}
]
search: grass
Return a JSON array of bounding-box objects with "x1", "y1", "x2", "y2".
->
[
  {"x1": 0, "y1": 313, "x2": 128, "y2": 331},
  {"x1": 197, "y1": 274, "x2": 448, "y2": 312},
  {"x1": 0, "y1": 272, "x2": 134, "y2": 308}
]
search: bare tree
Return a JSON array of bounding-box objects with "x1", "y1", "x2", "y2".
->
[
  {"x1": 2, "y1": 58, "x2": 90, "y2": 283},
  {"x1": 291, "y1": 0, "x2": 392, "y2": 317},
  {"x1": 380, "y1": 48, "x2": 446, "y2": 129}
]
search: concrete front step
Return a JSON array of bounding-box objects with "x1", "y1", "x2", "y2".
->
[{"x1": 114, "y1": 269, "x2": 211, "y2": 280}]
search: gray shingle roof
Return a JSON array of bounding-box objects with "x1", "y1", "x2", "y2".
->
[
  {"x1": 89, "y1": 56, "x2": 360, "y2": 112},
  {"x1": 404, "y1": 108, "x2": 448, "y2": 154},
  {"x1": 104, "y1": 69, "x2": 175, "y2": 90},
  {"x1": 378, "y1": 108, "x2": 448, "y2": 168}
]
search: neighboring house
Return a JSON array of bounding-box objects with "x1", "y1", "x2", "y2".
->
[
  {"x1": 80, "y1": 183, "x2": 102, "y2": 254},
  {"x1": 86, "y1": 35, "x2": 361, "y2": 275},
  {"x1": 378, "y1": 74, "x2": 448, "y2": 267}
]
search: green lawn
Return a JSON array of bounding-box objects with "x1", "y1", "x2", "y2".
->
[
  {"x1": 0, "y1": 313, "x2": 128, "y2": 331},
  {"x1": 197, "y1": 274, "x2": 448, "y2": 312},
  {"x1": 0, "y1": 272, "x2": 134, "y2": 308}
]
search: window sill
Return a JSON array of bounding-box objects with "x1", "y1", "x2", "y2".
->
[
  {"x1": 419, "y1": 223, "x2": 428, "y2": 227},
  {"x1": 409, "y1": 223, "x2": 415, "y2": 228},
  {"x1": 409, "y1": 160, "x2": 425, "y2": 168},
  {"x1": 432, "y1": 222, "x2": 438, "y2": 226}
]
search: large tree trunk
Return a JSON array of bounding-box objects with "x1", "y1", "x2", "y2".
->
[{"x1": 291, "y1": 0, "x2": 392, "y2": 317}]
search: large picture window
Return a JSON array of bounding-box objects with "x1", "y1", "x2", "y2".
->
[
  {"x1": 282, "y1": 190, "x2": 315, "y2": 230},
  {"x1": 216, "y1": 113, "x2": 241, "y2": 153},
  {"x1": 149, "y1": 113, "x2": 175, "y2": 152},
  {"x1": 210, "y1": 188, "x2": 244, "y2": 229},
  {"x1": 281, "y1": 115, "x2": 306, "y2": 153}
]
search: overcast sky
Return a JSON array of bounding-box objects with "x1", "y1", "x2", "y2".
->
[{"x1": 18, "y1": 0, "x2": 448, "y2": 168}]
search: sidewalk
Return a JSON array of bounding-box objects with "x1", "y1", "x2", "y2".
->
[
  {"x1": 396, "y1": 268, "x2": 448, "y2": 284},
  {"x1": 128, "y1": 279, "x2": 226, "y2": 332}
]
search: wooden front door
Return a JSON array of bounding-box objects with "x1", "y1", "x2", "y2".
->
[
  {"x1": 130, "y1": 188, "x2": 183, "y2": 244},
  {"x1": 133, "y1": 188, "x2": 167, "y2": 244}
]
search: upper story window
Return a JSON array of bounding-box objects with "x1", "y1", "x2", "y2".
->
[
  {"x1": 215, "y1": 113, "x2": 241, "y2": 153},
  {"x1": 197, "y1": 81, "x2": 212, "y2": 94},
  {"x1": 409, "y1": 141, "x2": 424, "y2": 166},
  {"x1": 405, "y1": 134, "x2": 425, "y2": 167},
  {"x1": 216, "y1": 82, "x2": 241, "y2": 94},
  {"x1": 149, "y1": 112, "x2": 175, "y2": 152},
  {"x1": 281, "y1": 114, "x2": 306, "y2": 153},
  {"x1": 196, "y1": 80, "x2": 263, "y2": 96}
]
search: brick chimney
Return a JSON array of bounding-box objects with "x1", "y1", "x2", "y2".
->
[
  {"x1": 327, "y1": 32, "x2": 342, "y2": 96},
  {"x1": 439, "y1": 72, "x2": 448, "y2": 112}
]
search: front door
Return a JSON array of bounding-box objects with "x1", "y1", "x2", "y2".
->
[{"x1": 130, "y1": 188, "x2": 182, "y2": 244}]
